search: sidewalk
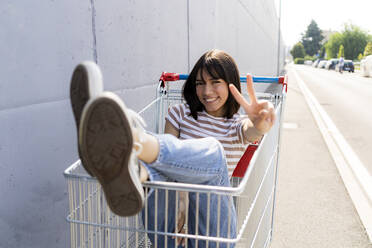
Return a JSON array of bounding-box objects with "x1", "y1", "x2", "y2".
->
[{"x1": 270, "y1": 69, "x2": 371, "y2": 248}]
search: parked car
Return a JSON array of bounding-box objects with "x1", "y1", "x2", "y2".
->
[
  {"x1": 317, "y1": 60, "x2": 327, "y2": 69},
  {"x1": 325, "y1": 58, "x2": 339, "y2": 70},
  {"x1": 361, "y1": 55, "x2": 372, "y2": 77},
  {"x1": 336, "y1": 60, "x2": 354, "y2": 72},
  {"x1": 313, "y1": 59, "x2": 324, "y2": 67}
]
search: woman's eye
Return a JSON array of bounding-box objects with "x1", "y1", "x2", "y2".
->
[
  {"x1": 212, "y1": 80, "x2": 221, "y2": 84},
  {"x1": 195, "y1": 81, "x2": 204, "y2": 86}
]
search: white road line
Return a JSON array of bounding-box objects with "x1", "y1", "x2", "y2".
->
[
  {"x1": 292, "y1": 68, "x2": 372, "y2": 242},
  {"x1": 283, "y1": 122, "x2": 298, "y2": 129}
]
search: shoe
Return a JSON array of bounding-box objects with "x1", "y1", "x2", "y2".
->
[
  {"x1": 70, "y1": 61, "x2": 103, "y2": 176},
  {"x1": 79, "y1": 92, "x2": 145, "y2": 217}
]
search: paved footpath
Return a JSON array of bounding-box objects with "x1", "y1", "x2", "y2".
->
[{"x1": 270, "y1": 68, "x2": 372, "y2": 248}]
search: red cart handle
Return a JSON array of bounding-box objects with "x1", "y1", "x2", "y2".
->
[
  {"x1": 159, "y1": 72, "x2": 179, "y2": 81},
  {"x1": 159, "y1": 72, "x2": 180, "y2": 87}
]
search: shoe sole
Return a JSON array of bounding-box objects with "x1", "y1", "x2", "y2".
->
[
  {"x1": 79, "y1": 93, "x2": 144, "y2": 216},
  {"x1": 70, "y1": 61, "x2": 103, "y2": 176}
]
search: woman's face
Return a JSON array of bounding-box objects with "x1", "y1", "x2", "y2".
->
[{"x1": 195, "y1": 69, "x2": 229, "y2": 117}]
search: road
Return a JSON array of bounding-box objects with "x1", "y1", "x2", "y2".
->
[
  {"x1": 293, "y1": 65, "x2": 372, "y2": 175},
  {"x1": 271, "y1": 65, "x2": 372, "y2": 247}
]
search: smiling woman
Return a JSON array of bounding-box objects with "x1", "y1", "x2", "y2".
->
[
  {"x1": 66, "y1": 51, "x2": 278, "y2": 247},
  {"x1": 165, "y1": 49, "x2": 275, "y2": 176}
]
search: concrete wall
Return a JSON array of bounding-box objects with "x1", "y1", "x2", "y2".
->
[{"x1": 0, "y1": 0, "x2": 285, "y2": 247}]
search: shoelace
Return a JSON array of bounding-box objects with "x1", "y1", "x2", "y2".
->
[{"x1": 127, "y1": 109, "x2": 147, "y2": 156}]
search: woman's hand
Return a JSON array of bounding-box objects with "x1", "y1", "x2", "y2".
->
[{"x1": 229, "y1": 74, "x2": 275, "y2": 139}]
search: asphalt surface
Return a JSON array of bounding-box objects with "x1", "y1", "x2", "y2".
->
[
  {"x1": 270, "y1": 67, "x2": 372, "y2": 248},
  {"x1": 294, "y1": 65, "x2": 372, "y2": 175}
]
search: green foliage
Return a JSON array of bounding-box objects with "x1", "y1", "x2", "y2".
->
[
  {"x1": 364, "y1": 42, "x2": 372, "y2": 56},
  {"x1": 358, "y1": 53, "x2": 364, "y2": 61},
  {"x1": 322, "y1": 23, "x2": 370, "y2": 60},
  {"x1": 304, "y1": 55, "x2": 316, "y2": 61},
  {"x1": 341, "y1": 23, "x2": 369, "y2": 60},
  {"x1": 301, "y1": 20, "x2": 324, "y2": 56},
  {"x1": 325, "y1": 32, "x2": 343, "y2": 59},
  {"x1": 290, "y1": 42, "x2": 306, "y2": 59},
  {"x1": 338, "y1": 44, "x2": 344, "y2": 58},
  {"x1": 294, "y1": 58, "x2": 305, "y2": 64}
]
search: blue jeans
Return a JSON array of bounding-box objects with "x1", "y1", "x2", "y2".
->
[{"x1": 141, "y1": 134, "x2": 237, "y2": 248}]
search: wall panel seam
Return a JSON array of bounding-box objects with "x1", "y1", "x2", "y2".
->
[
  {"x1": 236, "y1": 0, "x2": 276, "y2": 43},
  {"x1": 90, "y1": 0, "x2": 98, "y2": 63}
]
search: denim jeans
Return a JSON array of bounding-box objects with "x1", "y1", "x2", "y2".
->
[{"x1": 141, "y1": 134, "x2": 237, "y2": 248}]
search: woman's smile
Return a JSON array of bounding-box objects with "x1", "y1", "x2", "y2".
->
[{"x1": 204, "y1": 97, "x2": 218, "y2": 103}]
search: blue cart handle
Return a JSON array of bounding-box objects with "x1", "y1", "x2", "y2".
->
[{"x1": 159, "y1": 72, "x2": 287, "y2": 91}]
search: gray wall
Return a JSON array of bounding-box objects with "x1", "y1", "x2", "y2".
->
[{"x1": 0, "y1": 0, "x2": 285, "y2": 247}]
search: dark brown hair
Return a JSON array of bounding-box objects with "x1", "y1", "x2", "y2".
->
[{"x1": 183, "y1": 49, "x2": 241, "y2": 120}]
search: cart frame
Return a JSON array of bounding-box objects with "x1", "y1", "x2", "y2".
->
[{"x1": 64, "y1": 72, "x2": 287, "y2": 248}]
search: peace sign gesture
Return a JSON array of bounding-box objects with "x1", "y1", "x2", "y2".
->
[{"x1": 229, "y1": 74, "x2": 275, "y2": 138}]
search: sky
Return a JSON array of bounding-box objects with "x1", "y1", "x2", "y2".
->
[{"x1": 277, "y1": 0, "x2": 372, "y2": 47}]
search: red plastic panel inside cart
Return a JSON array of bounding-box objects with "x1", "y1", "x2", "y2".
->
[
  {"x1": 232, "y1": 145, "x2": 258, "y2": 178},
  {"x1": 280, "y1": 75, "x2": 288, "y2": 92}
]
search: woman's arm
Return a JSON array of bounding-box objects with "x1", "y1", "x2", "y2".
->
[
  {"x1": 241, "y1": 118, "x2": 264, "y2": 143},
  {"x1": 164, "y1": 119, "x2": 180, "y2": 138}
]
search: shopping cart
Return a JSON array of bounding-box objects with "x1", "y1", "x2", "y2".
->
[{"x1": 64, "y1": 72, "x2": 287, "y2": 248}]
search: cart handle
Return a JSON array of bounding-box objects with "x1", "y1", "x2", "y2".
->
[{"x1": 159, "y1": 72, "x2": 287, "y2": 92}]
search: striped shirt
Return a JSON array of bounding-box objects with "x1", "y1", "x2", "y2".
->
[{"x1": 165, "y1": 103, "x2": 248, "y2": 177}]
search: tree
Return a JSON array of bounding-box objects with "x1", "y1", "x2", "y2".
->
[
  {"x1": 301, "y1": 20, "x2": 324, "y2": 56},
  {"x1": 358, "y1": 53, "x2": 363, "y2": 61},
  {"x1": 338, "y1": 44, "x2": 344, "y2": 58},
  {"x1": 325, "y1": 32, "x2": 343, "y2": 59},
  {"x1": 364, "y1": 42, "x2": 372, "y2": 56},
  {"x1": 320, "y1": 23, "x2": 371, "y2": 60},
  {"x1": 290, "y1": 42, "x2": 306, "y2": 59},
  {"x1": 341, "y1": 23, "x2": 370, "y2": 60}
]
